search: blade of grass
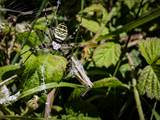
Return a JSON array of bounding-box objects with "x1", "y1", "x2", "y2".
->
[
  {"x1": 19, "y1": 82, "x2": 83, "y2": 99},
  {"x1": 97, "y1": 7, "x2": 160, "y2": 41},
  {"x1": 11, "y1": 0, "x2": 49, "y2": 64}
]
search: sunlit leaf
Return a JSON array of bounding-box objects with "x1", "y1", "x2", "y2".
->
[
  {"x1": 77, "y1": 16, "x2": 109, "y2": 35},
  {"x1": 16, "y1": 31, "x2": 42, "y2": 47},
  {"x1": 93, "y1": 42, "x2": 121, "y2": 67},
  {"x1": 122, "y1": 0, "x2": 139, "y2": 9},
  {"x1": 35, "y1": 14, "x2": 56, "y2": 30},
  {"x1": 137, "y1": 65, "x2": 160, "y2": 100},
  {"x1": 93, "y1": 77, "x2": 129, "y2": 88},
  {"x1": 22, "y1": 52, "x2": 68, "y2": 91},
  {"x1": 138, "y1": 38, "x2": 160, "y2": 65},
  {"x1": 80, "y1": 4, "x2": 109, "y2": 23},
  {"x1": 77, "y1": 4, "x2": 109, "y2": 35},
  {"x1": 53, "y1": 105, "x2": 63, "y2": 112}
]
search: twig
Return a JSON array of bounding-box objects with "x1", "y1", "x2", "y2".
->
[
  {"x1": 12, "y1": 0, "x2": 49, "y2": 64},
  {"x1": 0, "y1": 74, "x2": 17, "y2": 87},
  {"x1": 0, "y1": 8, "x2": 33, "y2": 15},
  {"x1": 0, "y1": 7, "x2": 56, "y2": 16},
  {"x1": 7, "y1": 29, "x2": 16, "y2": 64},
  {"x1": 126, "y1": 53, "x2": 145, "y2": 120},
  {"x1": 113, "y1": 0, "x2": 144, "y2": 76},
  {"x1": 127, "y1": 40, "x2": 139, "y2": 48}
]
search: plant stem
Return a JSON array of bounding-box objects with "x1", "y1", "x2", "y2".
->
[
  {"x1": 127, "y1": 53, "x2": 145, "y2": 120},
  {"x1": 132, "y1": 78, "x2": 145, "y2": 120},
  {"x1": 97, "y1": 6, "x2": 160, "y2": 41},
  {"x1": 150, "y1": 101, "x2": 157, "y2": 120},
  {"x1": 113, "y1": 59, "x2": 121, "y2": 77},
  {"x1": 0, "y1": 74, "x2": 17, "y2": 87},
  {"x1": 11, "y1": 0, "x2": 49, "y2": 64},
  {"x1": 113, "y1": 0, "x2": 144, "y2": 77}
]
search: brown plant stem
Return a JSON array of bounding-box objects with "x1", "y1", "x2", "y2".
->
[{"x1": 44, "y1": 89, "x2": 56, "y2": 119}]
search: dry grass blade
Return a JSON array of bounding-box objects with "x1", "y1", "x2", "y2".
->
[{"x1": 44, "y1": 89, "x2": 56, "y2": 119}]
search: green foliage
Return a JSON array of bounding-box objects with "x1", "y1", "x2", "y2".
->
[
  {"x1": 129, "y1": 49, "x2": 142, "y2": 67},
  {"x1": 98, "y1": 7, "x2": 160, "y2": 41},
  {"x1": 61, "y1": 111, "x2": 101, "y2": 120},
  {"x1": 21, "y1": 52, "x2": 68, "y2": 91},
  {"x1": 119, "y1": 63, "x2": 131, "y2": 78},
  {"x1": 1, "y1": 0, "x2": 160, "y2": 119},
  {"x1": 122, "y1": 0, "x2": 140, "y2": 9},
  {"x1": 20, "y1": 82, "x2": 83, "y2": 99},
  {"x1": 77, "y1": 4, "x2": 110, "y2": 35},
  {"x1": 152, "y1": 109, "x2": 160, "y2": 120},
  {"x1": 16, "y1": 31, "x2": 42, "y2": 47},
  {"x1": 77, "y1": 17, "x2": 109, "y2": 35},
  {"x1": 137, "y1": 65, "x2": 160, "y2": 100},
  {"x1": 0, "y1": 64, "x2": 20, "y2": 81},
  {"x1": 93, "y1": 77, "x2": 129, "y2": 89},
  {"x1": 93, "y1": 42, "x2": 121, "y2": 67},
  {"x1": 137, "y1": 38, "x2": 160, "y2": 100},
  {"x1": 138, "y1": 38, "x2": 160, "y2": 65}
]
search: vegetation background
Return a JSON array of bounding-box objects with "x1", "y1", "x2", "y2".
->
[{"x1": 0, "y1": 0, "x2": 160, "y2": 120}]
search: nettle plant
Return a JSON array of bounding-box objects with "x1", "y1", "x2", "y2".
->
[{"x1": 0, "y1": 0, "x2": 160, "y2": 119}]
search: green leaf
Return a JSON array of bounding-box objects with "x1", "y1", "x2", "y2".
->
[
  {"x1": 34, "y1": 18, "x2": 49, "y2": 30},
  {"x1": 22, "y1": 71, "x2": 40, "y2": 91},
  {"x1": 16, "y1": 31, "x2": 42, "y2": 47},
  {"x1": 61, "y1": 114, "x2": 101, "y2": 120},
  {"x1": 137, "y1": 65, "x2": 160, "y2": 100},
  {"x1": 93, "y1": 42, "x2": 121, "y2": 67},
  {"x1": 22, "y1": 52, "x2": 68, "y2": 91},
  {"x1": 138, "y1": 38, "x2": 160, "y2": 65},
  {"x1": 77, "y1": 4, "x2": 109, "y2": 35},
  {"x1": 0, "y1": 64, "x2": 20, "y2": 82},
  {"x1": 77, "y1": 16, "x2": 109, "y2": 35},
  {"x1": 19, "y1": 82, "x2": 83, "y2": 99},
  {"x1": 122, "y1": 0, "x2": 139, "y2": 9},
  {"x1": 119, "y1": 63, "x2": 131, "y2": 78},
  {"x1": 61, "y1": 107, "x2": 101, "y2": 120},
  {"x1": 93, "y1": 77, "x2": 129, "y2": 88},
  {"x1": 129, "y1": 49, "x2": 142, "y2": 67},
  {"x1": 152, "y1": 109, "x2": 160, "y2": 120},
  {"x1": 97, "y1": 7, "x2": 160, "y2": 41},
  {"x1": 80, "y1": 4, "x2": 109, "y2": 23},
  {"x1": 68, "y1": 88, "x2": 86, "y2": 100},
  {"x1": 53, "y1": 105, "x2": 63, "y2": 112}
]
